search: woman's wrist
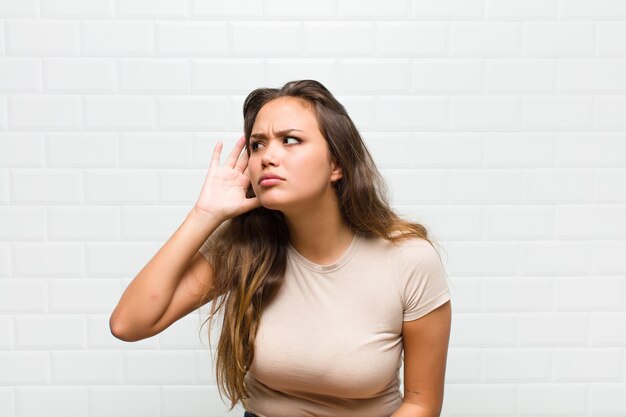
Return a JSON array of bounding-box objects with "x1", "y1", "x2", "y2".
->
[{"x1": 189, "y1": 205, "x2": 225, "y2": 229}]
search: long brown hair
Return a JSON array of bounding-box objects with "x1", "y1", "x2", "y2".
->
[{"x1": 201, "y1": 79, "x2": 442, "y2": 409}]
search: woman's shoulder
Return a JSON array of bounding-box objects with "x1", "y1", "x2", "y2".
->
[
  {"x1": 360, "y1": 232, "x2": 438, "y2": 260},
  {"x1": 394, "y1": 237, "x2": 441, "y2": 267}
]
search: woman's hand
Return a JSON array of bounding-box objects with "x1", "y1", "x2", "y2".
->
[{"x1": 194, "y1": 135, "x2": 261, "y2": 222}]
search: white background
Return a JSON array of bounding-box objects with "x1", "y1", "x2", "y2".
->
[{"x1": 1, "y1": 0, "x2": 626, "y2": 416}]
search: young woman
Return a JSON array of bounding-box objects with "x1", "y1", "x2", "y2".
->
[{"x1": 110, "y1": 80, "x2": 451, "y2": 417}]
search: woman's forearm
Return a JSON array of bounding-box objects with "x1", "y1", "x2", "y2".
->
[
  {"x1": 109, "y1": 207, "x2": 222, "y2": 340},
  {"x1": 390, "y1": 401, "x2": 441, "y2": 417}
]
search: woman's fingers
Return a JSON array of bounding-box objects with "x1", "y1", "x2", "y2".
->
[
  {"x1": 225, "y1": 135, "x2": 246, "y2": 169},
  {"x1": 234, "y1": 146, "x2": 249, "y2": 173},
  {"x1": 208, "y1": 141, "x2": 223, "y2": 176}
]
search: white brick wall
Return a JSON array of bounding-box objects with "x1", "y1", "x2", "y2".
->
[
  {"x1": 1, "y1": 1, "x2": 625, "y2": 416},
  {"x1": 44, "y1": 58, "x2": 115, "y2": 93},
  {"x1": 6, "y1": 20, "x2": 79, "y2": 55},
  {"x1": 0, "y1": 59, "x2": 42, "y2": 92},
  {"x1": 81, "y1": 21, "x2": 153, "y2": 56},
  {"x1": 41, "y1": 0, "x2": 112, "y2": 18}
]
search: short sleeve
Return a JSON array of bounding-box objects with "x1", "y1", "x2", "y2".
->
[
  {"x1": 198, "y1": 237, "x2": 212, "y2": 261},
  {"x1": 197, "y1": 219, "x2": 229, "y2": 262},
  {"x1": 398, "y1": 240, "x2": 451, "y2": 321}
]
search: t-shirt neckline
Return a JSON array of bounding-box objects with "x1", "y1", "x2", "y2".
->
[{"x1": 287, "y1": 233, "x2": 361, "y2": 273}]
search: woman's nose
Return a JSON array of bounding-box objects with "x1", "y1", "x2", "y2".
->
[{"x1": 261, "y1": 140, "x2": 280, "y2": 166}]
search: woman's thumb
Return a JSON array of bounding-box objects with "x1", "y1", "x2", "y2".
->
[{"x1": 243, "y1": 196, "x2": 261, "y2": 212}]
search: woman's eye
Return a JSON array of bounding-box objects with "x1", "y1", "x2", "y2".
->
[
  {"x1": 284, "y1": 136, "x2": 300, "y2": 144},
  {"x1": 250, "y1": 137, "x2": 300, "y2": 151}
]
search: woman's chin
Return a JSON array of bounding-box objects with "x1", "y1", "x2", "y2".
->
[{"x1": 258, "y1": 199, "x2": 286, "y2": 211}]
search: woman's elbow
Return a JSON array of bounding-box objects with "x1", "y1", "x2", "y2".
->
[{"x1": 109, "y1": 312, "x2": 145, "y2": 342}]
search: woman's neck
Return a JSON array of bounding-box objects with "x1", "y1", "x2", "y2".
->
[{"x1": 284, "y1": 200, "x2": 354, "y2": 265}]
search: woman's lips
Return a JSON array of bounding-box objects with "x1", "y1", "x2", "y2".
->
[
  {"x1": 258, "y1": 172, "x2": 286, "y2": 186},
  {"x1": 259, "y1": 178, "x2": 284, "y2": 187}
]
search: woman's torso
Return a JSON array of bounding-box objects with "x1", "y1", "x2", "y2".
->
[{"x1": 244, "y1": 234, "x2": 409, "y2": 417}]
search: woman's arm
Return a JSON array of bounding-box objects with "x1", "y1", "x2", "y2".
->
[
  {"x1": 391, "y1": 300, "x2": 452, "y2": 417},
  {"x1": 109, "y1": 207, "x2": 221, "y2": 341},
  {"x1": 109, "y1": 136, "x2": 260, "y2": 342}
]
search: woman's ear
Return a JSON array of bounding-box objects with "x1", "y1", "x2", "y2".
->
[{"x1": 330, "y1": 160, "x2": 343, "y2": 183}]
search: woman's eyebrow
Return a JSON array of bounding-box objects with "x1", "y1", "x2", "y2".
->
[{"x1": 250, "y1": 128, "x2": 304, "y2": 139}]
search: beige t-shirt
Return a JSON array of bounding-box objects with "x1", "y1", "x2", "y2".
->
[{"x1": 202, "y1": 232, "x2": 450, "y2": 417}]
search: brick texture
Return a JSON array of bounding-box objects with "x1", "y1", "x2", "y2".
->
[{"x1": 1, "y1": 2, "x2": 625, "y2": 417}]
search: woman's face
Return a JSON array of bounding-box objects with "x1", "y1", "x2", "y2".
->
[{"x1": 247, "y1": 96, "x2": 343, "y2": 212}]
